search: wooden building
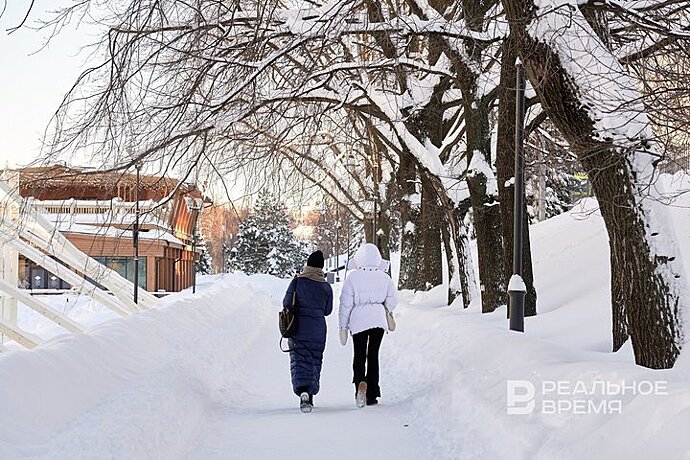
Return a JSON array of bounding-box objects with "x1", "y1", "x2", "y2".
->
[{"x1": 17, "y1": 165, "x2": 207, "y2": 293}]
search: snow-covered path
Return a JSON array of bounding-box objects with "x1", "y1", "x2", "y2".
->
[
  {"x1": 184, "y1": 278, "x2": 429, "y2": 460},
  {"x1": 187, "y1": 318, "x2": 427, "y2": 458}
]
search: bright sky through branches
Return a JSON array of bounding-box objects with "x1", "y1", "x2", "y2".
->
[{"x1": 0, "y1": 1, "x2": 95, "y2": 168}]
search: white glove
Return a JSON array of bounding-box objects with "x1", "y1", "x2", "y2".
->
[{"x1": 339, "y1": 329, "x2": 348, "y2": 346}]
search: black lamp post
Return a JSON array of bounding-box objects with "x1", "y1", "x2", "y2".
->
[
  {"x1": 191, "y1": 220, "x2": 198, "y2": 294},
  {"x1": 185, "y1": 196, "x2": 202, "y2": 294},
  {"x1": 509, "y1": 61, "x2": 527, "y2": 332},
  {"x1": 335, "y1": 204, "x2": 340, "y2": 282},
  {"x1": 133, "y1": 161, "x2": 142, "y2": 304},
  {"x1": 345, "y1": 213, "x2": 350, "y2": 282}
]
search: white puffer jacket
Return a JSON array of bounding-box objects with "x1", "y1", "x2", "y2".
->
[{"x1": 339, "y1": 244, "x2": 397, "y2": 335}]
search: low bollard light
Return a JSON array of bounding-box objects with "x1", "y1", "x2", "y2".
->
[{"x1": 508, "y1": 274, "x2": 526, "y2": 332}]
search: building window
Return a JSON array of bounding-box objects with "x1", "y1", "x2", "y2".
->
[
  {"x1": 93, "y1": 257, "x2": 147, "y2": 289},
  {"x1": 18, "y1": 256, "x2": 71, "y2": 290}
]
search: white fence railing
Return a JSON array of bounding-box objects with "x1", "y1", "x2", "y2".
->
[{"x1": 0, "y1": 178, "x2": 159, "y2": 349}]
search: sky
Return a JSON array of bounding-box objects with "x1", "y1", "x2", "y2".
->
[
  {"x1": 0, "y1": 2, "x2": 252, "y2": 203},
  {"x1": 0, "y1": 3, "x2": 339, "y2": 207},
  {"x1": 0, "y1": 1, "x2": 98, "y2": 168}
]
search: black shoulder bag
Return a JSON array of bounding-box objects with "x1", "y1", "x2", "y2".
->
[{"x1": 279, "y1": 278, "x2": 298, "y2": 352}]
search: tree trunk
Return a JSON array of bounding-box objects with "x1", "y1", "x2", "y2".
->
[
  {"x1": 495, "y1": 35, "x2": 538, "y2": 316},
  {"x1": 438, "y1": 0, "x2": 507, "y2": 313},
  {"x1": 364, "y1": 0, "x2": 479, "y2": 302},
  {"x1": 420, "y1": 174, "x2": 444, "y2": 290},
  {"x1": 584, "y1": 153, "x2": 635, "y2": 353},
  {"x1": 464, "y1": 102, "x2": 507, "y2": 313},
  {"x1": 377, "y1": 206, "x2": 391, "y2": 262},
  {"x1": 442, "y1": 199, "x2": 476, "y2": 307},
  {"x1": 397, "y1": 152, "x2": 440, "y2": 291},
  {"x1": 502, "y1": 0, "x2": 685, "y2": 367}
]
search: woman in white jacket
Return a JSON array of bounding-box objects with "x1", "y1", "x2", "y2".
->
[{"x1": 339, "y1": 243, "x2": 397, "y2": 407}]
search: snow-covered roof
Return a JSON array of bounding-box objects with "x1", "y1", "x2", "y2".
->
[{"x1": 50, "y1": 219, "x2": 184, "y2": 245}]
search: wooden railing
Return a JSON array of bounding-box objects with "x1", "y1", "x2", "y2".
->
[{"x1": 0, "y1": 181, "x2": 159, "y2": 350}]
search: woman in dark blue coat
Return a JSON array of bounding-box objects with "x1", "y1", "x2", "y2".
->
[{"x1": 283, "y1": 250, "x2": 333, "y2": 412}]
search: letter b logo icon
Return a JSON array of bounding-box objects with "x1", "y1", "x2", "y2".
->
[{"x1": 507, "y1": 380, "x2": 535, "y2": 415}]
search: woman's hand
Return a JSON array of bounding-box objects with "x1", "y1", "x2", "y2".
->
[{"x1": 339, "y1": 329, "x2": 348, "y2": 346}]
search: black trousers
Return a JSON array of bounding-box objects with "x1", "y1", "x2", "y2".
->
[{"x1": 352, "y1": 328, "x2": 385, "y2": 400}]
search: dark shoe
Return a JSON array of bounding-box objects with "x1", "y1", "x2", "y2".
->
[
  {"x1": 299, "y1": 392, "x2": 312, "y2": 413},
  {"x1": 309, "y1": 394, "x2": 314, "y2": 406},
  {"x1": 366, "y1": 398, "x2": 378, "y2": 406}
]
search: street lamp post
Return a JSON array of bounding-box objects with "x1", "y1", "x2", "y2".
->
[
  {"x1": 370, "y1": 145, "x2": 379, "y2": 246},
  {"x1": 509, "y1": 61, "x2": 527, "y2": 332},
  {"x1": 133, "y1": 162, "x2": 142, "y2": 304},
  {"x1": 191, "y1": 220, "x2": 198, "y2": 294},
  {"x1": 185, "y1": 196, "x2": 202, "y2": 294},
  {"x1": 345, "y1": 213, "x2": 350, "y2": 282},
  {"x1": 335, "y1": 205, "x2": 340, "y2": 282}
]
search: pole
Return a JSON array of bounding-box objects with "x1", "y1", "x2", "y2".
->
[
  {"x1": 509, "y1": 61, "x2": 527, "y2": 332},
  {"x1": 186, "y1": 197, "x2": 201, "y2": 294},
  {"x1": 345, "y1": 215, "x2": 350, "y2": 281},
  {"x1": 538, "y1": 133, "x2": 546, "y2": 221},
  {"x1": 192, "y1": 214, "x2": 197, "y2": 294},
  {"x1": 133, "y1": 162, "x2": 141, "y2": 304},
  {"x1": 374, "y1": 149, "x2": 380, "y2": 249},
  {"x1": 373, "y1": 200, "x2": 377, "y2": 244},
  {"x1": 335, "y1": 205, "x2": 340, "y2": 282}
]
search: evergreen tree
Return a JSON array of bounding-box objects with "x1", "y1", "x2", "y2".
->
[
  {"x1": 228, "y1": 192, "x2": 306, "y2": 277},
  {"x1": 525, "y1": 126, "x2": 583, "y2": 222},
  {"x1": 195, "y1": 249, "x2": 213, "y2": 275},
  {"x1": 525, "y1": 165, "x2": 581, "y2": 222}
]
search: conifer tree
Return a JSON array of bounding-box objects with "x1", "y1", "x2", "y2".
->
[
  {"x1": 195, "y1": 249, "x2": 213, "y2": 275},
  {"x1": 228, "y1": 192, "x2": 306, "y2": 277}
]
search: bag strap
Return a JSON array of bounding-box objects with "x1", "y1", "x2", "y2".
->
[
  {"x1": 280, "y1": 336, "x2": 293, "y2": 352},
  {"x1": 292, "y1": 277, "x2": 299, "y2": 308}
]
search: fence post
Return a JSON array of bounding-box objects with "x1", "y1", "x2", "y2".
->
[{"x1": 0, "y1": 171, "x2": 19, "y2": 344}]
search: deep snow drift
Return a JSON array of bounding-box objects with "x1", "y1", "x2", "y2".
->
[{"x1": 2, "y1": 173, "x2": 690, "y2": 459}]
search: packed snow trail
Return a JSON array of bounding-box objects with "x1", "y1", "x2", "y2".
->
[
  {"x1": 181, "y1": 276, "x2": 429, "y2": 459},
  {"x1": 183, "y1": 290, "x2": 429, "y2": 460}
]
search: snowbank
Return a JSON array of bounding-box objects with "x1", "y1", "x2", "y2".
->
[{"x1": 0, "y1": 273, "x2": 281, "y2": 459}]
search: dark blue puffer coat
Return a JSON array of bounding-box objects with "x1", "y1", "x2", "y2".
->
[{"x1": 283, "y1": 276, "x2": 333, "y2": 396}]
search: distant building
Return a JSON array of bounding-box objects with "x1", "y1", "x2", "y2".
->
[{"x1": 16, "y1": 165, "x2": 207, "y2": 293}]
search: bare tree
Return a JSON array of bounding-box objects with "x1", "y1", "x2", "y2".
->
[
  {"x1": 37, "y1": 0, "x2": 488, "y2": 307},
  {"x1": 501, "y1": 0, "x2": 690, "y2": 368},
  {"x1": 20, "y1": 0, "x2": 690, "y2": 367}
]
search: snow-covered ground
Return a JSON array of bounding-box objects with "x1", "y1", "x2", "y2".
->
[{"x1": 2, "y1": 173, "x2": 690, "y2": 459}]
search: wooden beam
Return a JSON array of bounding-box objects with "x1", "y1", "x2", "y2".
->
[
  {"x1": 2, "y1": 234, "x2": 131, "y2": 317},
  {"x1": 0, "y1": 278, "x2": 84, "y2": 334},
  {"x1": 0, "y1": 317, "x2": 42, "y2": 349}
]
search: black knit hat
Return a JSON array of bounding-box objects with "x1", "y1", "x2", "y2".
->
[{"x1": 307, "y1": 250, "x2": 325, "y2": 269}]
